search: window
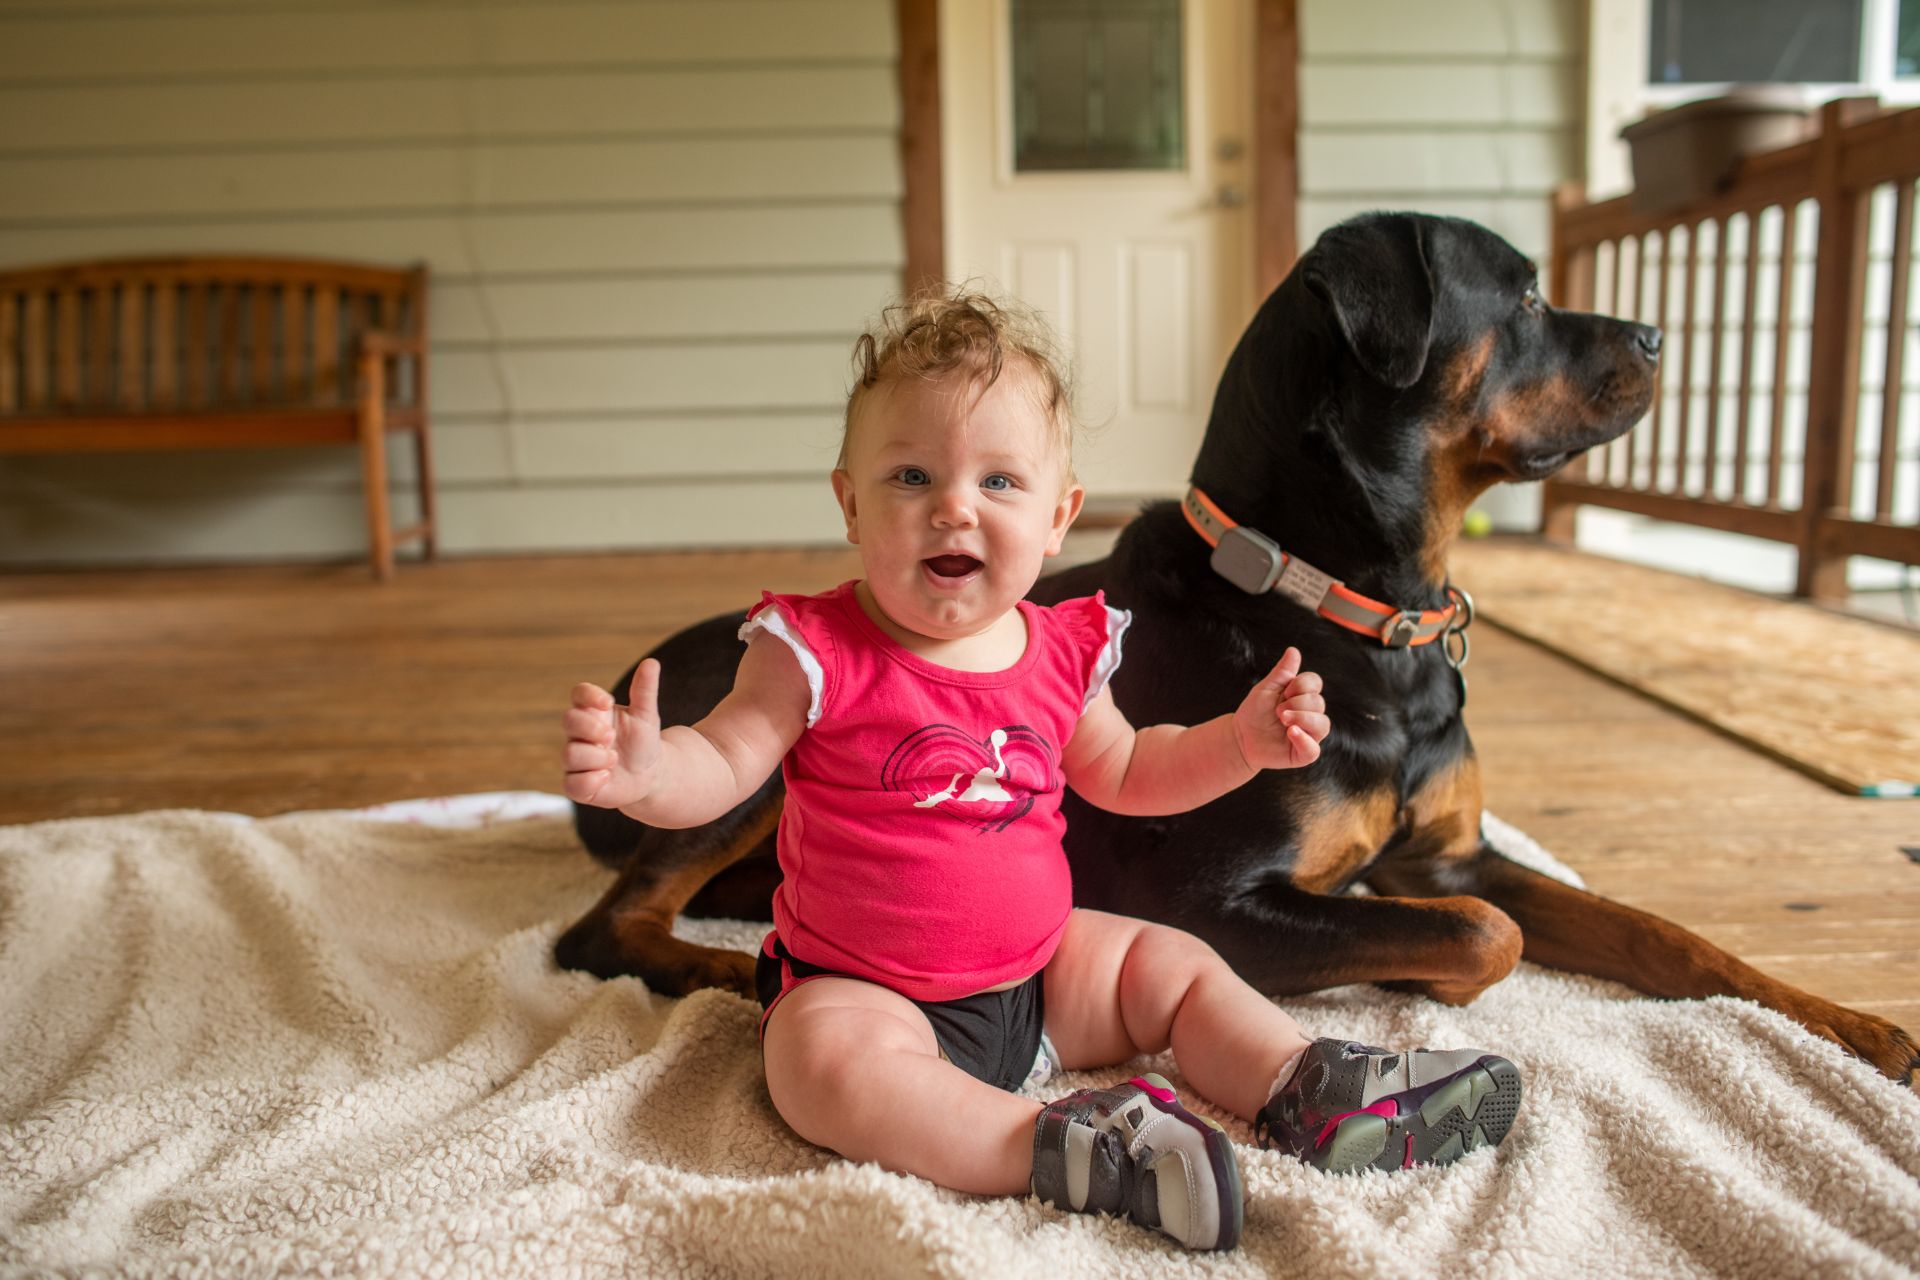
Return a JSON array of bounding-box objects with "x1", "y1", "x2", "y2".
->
[
  {"x1": 1648, "y1": 1, "x2": 1862, "y2": 85},
  {"x1": 1641, "y1": 0, "x2": 1920, "y2": 107},
  {"x1": 1010, "y1": 0, "x2": 1185, "y2": 172}
]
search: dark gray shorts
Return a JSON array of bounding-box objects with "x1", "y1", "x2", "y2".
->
[{"x1": 755, "y1": 932, "x2": 1047, "y2": 1093}]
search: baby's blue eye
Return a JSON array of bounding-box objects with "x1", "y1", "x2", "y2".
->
[
  {"x1": 899, "y1": 467, "x2": 929, "y2": 485},
  {"x1": 982, "y1": 474, "x2": 1012, "y2": 492}
]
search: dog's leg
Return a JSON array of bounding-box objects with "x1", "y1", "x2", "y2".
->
[
  {"x1": 683, "y1": 848, "x2": 780, "y2": 919},
  {"x1": 1198, "y1": 881, "x2": 1525, "y2": 1005},
  {"x1": 553, "y1": 785, "x2": 781, "y2": 998},
  {"x1": 1375, "y1": 844, "x2": 1920, "y2": 1084}
]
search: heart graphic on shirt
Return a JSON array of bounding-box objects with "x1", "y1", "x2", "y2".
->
[{"x1": 880, "y1": 724, "x2": 1058, "y2": 833}]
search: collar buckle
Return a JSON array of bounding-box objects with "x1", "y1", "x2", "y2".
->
[{"x1": 1380, "y1": 611, "x2": 1421, "y2": 648}]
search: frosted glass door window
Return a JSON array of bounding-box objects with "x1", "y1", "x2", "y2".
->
[{"x1": 1011, "y1": 0, "x2": 1184, "y2": 172}]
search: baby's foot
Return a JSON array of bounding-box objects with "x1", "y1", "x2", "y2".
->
[
  {"x1": 1255, "y1": 1039, "x2": 1521, "y2": 1174},
  {"x1": 1030, "y1": 1073, "x2": 1243, "y2": 1250}
]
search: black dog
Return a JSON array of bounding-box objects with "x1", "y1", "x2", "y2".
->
[{"x1": 559, "y1": 212, "x2": 1918, "y2": 1083}]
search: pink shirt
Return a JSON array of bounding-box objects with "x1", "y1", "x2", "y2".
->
[{"x1": 741, "y1": 581, "x2": 1129, "y2": 1002}]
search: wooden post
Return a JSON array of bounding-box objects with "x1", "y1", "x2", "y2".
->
[
  {"x1": 409, "y1": 265, "x2": 437, "y2": 559},
  {"x1": 1797, "y1": 97, "x2": 1878, "y2": 601},
  {"x1": 1255, "y1": 0, "x2": 1300, "y2": 298},
  {"x1": 357, "y1": 346, "x2": 394, "y2": 581},
  {"x1": 896, "y1": 0, "x2": 944, "y2": 295}
]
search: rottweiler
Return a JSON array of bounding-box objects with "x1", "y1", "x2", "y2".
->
[{"x1": 558, "y1": 212, "x2": 1919, "y2": 1084}]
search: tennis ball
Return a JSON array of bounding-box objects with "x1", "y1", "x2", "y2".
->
[{"x1": 1462, "y1": 510, "x2": 1493, "y2": 538}]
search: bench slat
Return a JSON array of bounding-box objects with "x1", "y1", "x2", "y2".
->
[
  {"x1": 313, "y1": 288, "x2": 338, "y2": 403},
  {"x1": 217, "y1": 285, "x2": 241, "y2": 404},
  {"x1": 183, "y1": 283, "x2": 207, "y2": 407},
  {"x1": 87, "y1": 287, "x2": 113, "y2": 408},
  {"x1": 0, "y1": 292, "x2": 16, "y2": 414},
  {"x1": 282, "y1": 283, "x2": 307, "y2": 403},
  {"x1": 56, "y1": 288, "x2": 80, "y2": 409},
  {"x1": 23, "y1": 293, "x2": 47, "y2": 411},
  {"x1": 252, "y1": 284, "x2": 276, "y2": 403},
  {"x1": 151, "y1": 285, "x2": 176, "y2": 407},
  {"x1": 118, "y1": 283, "x2": 145, "y2": 410}
]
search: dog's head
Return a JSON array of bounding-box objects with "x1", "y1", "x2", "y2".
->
[{"x1": 1194, "y1": 212, "x2": 1660, "y2": 581}]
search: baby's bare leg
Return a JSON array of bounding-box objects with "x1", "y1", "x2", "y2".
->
[
  {"x1": 762, "y1": 975, "x2": 1042, "y2": 1196},
  {"x1": 1043, "y1": 909, "x2": 1311, "y2": 1120}
]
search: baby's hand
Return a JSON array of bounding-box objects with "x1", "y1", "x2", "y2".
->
[
  {"x1": 562, "y1": 658, "x2": 666, "y2": 809},
  {"x1": 1232, "y1": 647, "x2": 1329, "y2": 771}
]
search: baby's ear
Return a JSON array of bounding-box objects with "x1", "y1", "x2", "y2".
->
[
  {"x1": 829, "y1": 469, "x2": 861, "y2": 545},
  {"x1": 1044, "y1": 482, "x2": 1086, "y2": 555}
]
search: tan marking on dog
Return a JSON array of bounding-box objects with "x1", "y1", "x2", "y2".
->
[
  {"x1": 1422, "y1": 369, "x2": 1583, "y2": 581},
  {"x1": 1396, "y1": 753, "x2": 1485, "y2": 863},
  {"x1": 1292, "y1": 786, "x2": 1399, "y2": 894},
  {"x1": 1442, "y1": 333, "x2": 1496, "y2": 407}
]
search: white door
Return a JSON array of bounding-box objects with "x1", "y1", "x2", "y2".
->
[{"x1": 941, "y1": 0, "x2": 1255, "y2": 501}]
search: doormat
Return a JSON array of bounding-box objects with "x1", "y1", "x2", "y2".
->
[{"x1": 1448, "y1": 538, "x2": 1920, "y2": 797}]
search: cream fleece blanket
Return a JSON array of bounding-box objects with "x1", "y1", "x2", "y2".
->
[{"x1": 2, "y1": 796, "x2": 1917, "y2": 1279}]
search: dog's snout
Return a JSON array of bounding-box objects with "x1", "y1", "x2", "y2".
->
[{"x1": 1632, "y1": 324, "x2": 1663, "y2": 362}]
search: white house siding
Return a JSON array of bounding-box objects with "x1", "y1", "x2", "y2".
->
[
  {"x1": 1299, "y1": 0, "x2": 1584, "y2": 529},
  {"x1": 0, "y1": 0, "x2": 900, "y2": 566}
]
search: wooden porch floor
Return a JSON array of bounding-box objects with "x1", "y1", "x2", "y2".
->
[{"x1": 2, "y1": 545, "x2": 1914, "y2": 1038}]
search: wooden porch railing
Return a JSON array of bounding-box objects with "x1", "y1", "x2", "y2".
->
[{"x1": 1544, "y1": 97, "x2": 1920, "y2": 600}]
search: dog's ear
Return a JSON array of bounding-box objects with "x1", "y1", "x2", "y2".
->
[{"x1": 1300, "y1": 215, "x2": 1434, "y2": 389}]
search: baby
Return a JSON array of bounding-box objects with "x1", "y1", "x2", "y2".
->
[{"x1": 564, "y1": 290, "x2": 1521, "y2": 1251}]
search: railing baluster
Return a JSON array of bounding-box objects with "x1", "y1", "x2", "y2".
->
[
  {"x1": 1878, "y1": 179, "x2": 1913, "y2": 521},
  {"x1": 1734, "y1": 210, "x2": 1760, "y2": 505},
  {"x1": 1704, "y1": 215, "x2": 1731, "y2": 498},
  {"x1": 1647, "y1": 228, "x2": 1671, "y2": 491},
  {"x1": 1605, "y1": 235, "x2": 1620, "y2": 485},
  {"x1": 1768, "y1": 202, "x2": 1799, "y2": 510},
  {"x1": 1674, "y1": 220, "x2": 1700, "y2": 494}
]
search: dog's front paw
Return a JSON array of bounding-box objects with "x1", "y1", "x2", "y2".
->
[
  {"x1": 1799, "y1": 1001, "x2": 1919, "y2": 1086},
  {"x1": 554, "y1": 918, "x2": 756, "y2": 999},
  {"x1": 1377, "y1": 975, "x2": 1503, "y2": 1006}
]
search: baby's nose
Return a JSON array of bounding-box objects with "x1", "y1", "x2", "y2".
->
[{"x1": 932, "y1": 487, "x2": 977, "y2": 526}]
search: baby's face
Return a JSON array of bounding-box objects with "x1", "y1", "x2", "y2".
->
[{"x1": 831, "y1": 365, "x2": 1083, "y2": 642}]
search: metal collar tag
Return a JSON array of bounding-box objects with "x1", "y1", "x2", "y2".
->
[{"x1": 1209, "y1": 525, "x2": 1284, "y2": 594}]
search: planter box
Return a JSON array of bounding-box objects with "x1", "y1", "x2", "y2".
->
[{"x1": 1621, "y1": 88, "x2": 1811, "y2": 214}]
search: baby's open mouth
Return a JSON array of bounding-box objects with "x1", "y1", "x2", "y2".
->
[{"x1": 924, "y1": 554, "x2": 983, "y2": 578}]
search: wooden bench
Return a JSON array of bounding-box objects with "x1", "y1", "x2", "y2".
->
[{"x1": 0, "y1": 256, "x2": 435, "y2": 579}]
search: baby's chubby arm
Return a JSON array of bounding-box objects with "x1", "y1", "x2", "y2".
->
[
  {"x1": 561, "y1": 633, "x2": 810, "y2": 828},
  {"x1": 1061, "y1": 647, "x2": 1329, "y2": 817}
]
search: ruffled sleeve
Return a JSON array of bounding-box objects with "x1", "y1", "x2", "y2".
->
[
  {"x1": 1048, "y1": 591, "x2": 1132, "y2": 713},
  {"x1": 739, "y1": 592, "x2": 828, "y2": 727}
]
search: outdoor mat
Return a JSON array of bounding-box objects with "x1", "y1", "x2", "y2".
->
[
  {"x1": 3, "y1": 794, "x2": 1918, "y2": 1278},
  {"x1": 1449, "y1": 538, "x2": 1920, "y2": 796}
]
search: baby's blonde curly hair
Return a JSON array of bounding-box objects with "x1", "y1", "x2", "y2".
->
[{"x1": 841, "y1": 286, "x2": 1077, "y2": 479}]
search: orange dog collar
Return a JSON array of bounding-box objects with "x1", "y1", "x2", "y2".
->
[{"x1": 1181, "y1": 487, "x2": 1472, "y2": 651}]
